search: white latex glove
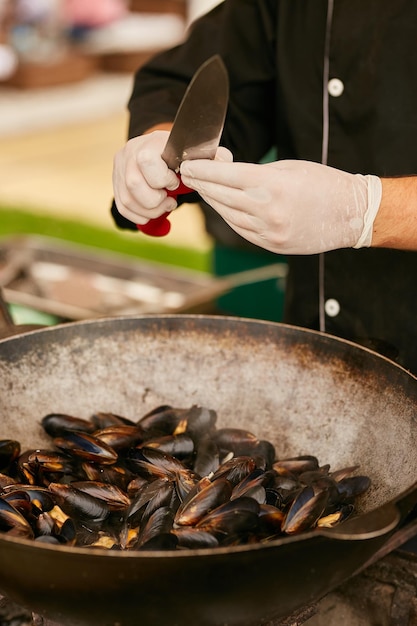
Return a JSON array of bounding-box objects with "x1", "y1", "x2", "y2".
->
[
  {"x1": 180, "y1": 158, "x2": 382, "y2": 255},
  {"x1": 112, "y1": 130, "x2": 179, "y2": 226}
]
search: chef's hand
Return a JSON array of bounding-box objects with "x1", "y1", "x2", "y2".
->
[
  {"x1": 180, "y1": 158, "x2": 382, "y2": 255},
  {"x1": 112, "y1": 129, "x2": 179, "y2": 226}
]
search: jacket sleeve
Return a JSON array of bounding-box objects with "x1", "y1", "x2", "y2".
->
[{"x1": 127, "y1": 5, "x2": 226, "y2": 140}]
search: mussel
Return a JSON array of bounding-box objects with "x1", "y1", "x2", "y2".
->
[
  {"x1": 0, "y1": 439, "x2": 20, "y2": 472},
  {"x1": 0, "y1": 404, "x2": 371, "y2": 551}
]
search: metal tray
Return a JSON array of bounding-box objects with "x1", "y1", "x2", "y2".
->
[
  {"x1": 0, "y1": 235, "x2": 286, "y2": 322},
  {"x1": 0, "y1": 235, "x2": 220, "y2": 321}
]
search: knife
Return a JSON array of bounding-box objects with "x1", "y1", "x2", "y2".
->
[{"x1": 136, "y1": 54, "x2": 229, "y2": 237}]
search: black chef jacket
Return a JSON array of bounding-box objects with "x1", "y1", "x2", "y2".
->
[{"x1": 112, "y1": 0, "x2": 417, "y2": 375}]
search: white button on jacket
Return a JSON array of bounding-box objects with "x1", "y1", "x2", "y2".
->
[
  {"x1": 325, "y1": 298, "x2": 341, "y2": 317},
  {"x1": 328, "y1": 78, "x2": 344, "y2": 97}
]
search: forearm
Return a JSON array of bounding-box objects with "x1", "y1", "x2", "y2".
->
[{"x1": 372, "y1": 177, "x2": 417, "y2": 250}]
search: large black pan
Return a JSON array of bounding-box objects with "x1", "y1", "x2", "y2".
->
[{"x1": 0, "y1": 314, "x2": 416, "y2": 626}]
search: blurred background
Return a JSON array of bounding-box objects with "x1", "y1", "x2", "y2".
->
[{"x1": 0, "y1": 0, "x2": 286, "y2": 327}]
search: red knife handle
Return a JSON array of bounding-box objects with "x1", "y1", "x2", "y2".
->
[
  {"x1": 136, "y1": 175, "x2": 193, "y2": 237},
  {"x1": 136, "y1": 212, "x2": 171, "y2": 237}
]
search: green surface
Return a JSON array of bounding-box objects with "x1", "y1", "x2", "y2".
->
[
  {"x1": 9, "y1": 303, "x2": 58, "y2": 326},
  {"x1": 214, "y1": 244, "x2": 286, "y2": 322},
  {"x1": 0, "y1": 205, "x2": 211, "y2": 273}
]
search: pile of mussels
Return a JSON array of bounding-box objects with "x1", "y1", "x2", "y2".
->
[{"x1": 0, "y1": 405, "x2": 371, "y2": 551}]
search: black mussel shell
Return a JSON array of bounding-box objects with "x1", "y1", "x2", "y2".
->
[
  {"x1": 0, "y1": 496, "x2": 34, "y2": 538},
  {"x1": 273, "y1": 455, "x2": 320, "y2": 475},
  {"x1": 172, "y1": 527, "x2": 219, "y2": 550},
  {"x1": 53, "y1": 432, "x2": 118, "y2": 465},
  {"x1": 90, "y1": 412, "x2": 136, "y2": 429},
  {"x1": 48, "y1": 483, "x2": 111, "y2": 523},
  {"x1": 42, "y1": 414, "x2": 96, "y2": 437},
  {"x1": 93, "y1": 425, "x2": 143, "y2": 451},
  {"x1": 0, "y1": 439, "x2": 21, "y2": 472},
  {"x1": 282, "y1": 486, "x2": 329, "y2": 534},
  {"x1": 175, "y1": 477, "x2": 233, "y2": 527}
]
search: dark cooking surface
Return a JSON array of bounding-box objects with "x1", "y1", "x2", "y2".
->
[{"x1": 2, "y1": 550, "x2": 417, "y2": 626}]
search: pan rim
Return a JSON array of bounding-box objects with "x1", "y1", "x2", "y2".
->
[{"x1": 0, "y1": 312, "x2": 416, "y2": 381}]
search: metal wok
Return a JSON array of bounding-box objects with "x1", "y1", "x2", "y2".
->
[{"x1": 0, "y1": 314, "x2": 416, "y2": 626}]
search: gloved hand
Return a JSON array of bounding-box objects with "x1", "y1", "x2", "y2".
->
[
  {"x1": 112, "y1": 130, "x2": 179, "y2": 226},
  {"x1": 180, "y1": 157, "x2": 382, "y2": 255}
]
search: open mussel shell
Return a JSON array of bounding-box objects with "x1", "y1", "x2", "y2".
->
[{"x1": 0, "y1": 315, "x2": 416, "y2": 626}]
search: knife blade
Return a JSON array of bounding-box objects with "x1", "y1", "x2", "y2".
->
[{"x1": 136, "y1": 54, "x2": 229, "y2": 237}]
